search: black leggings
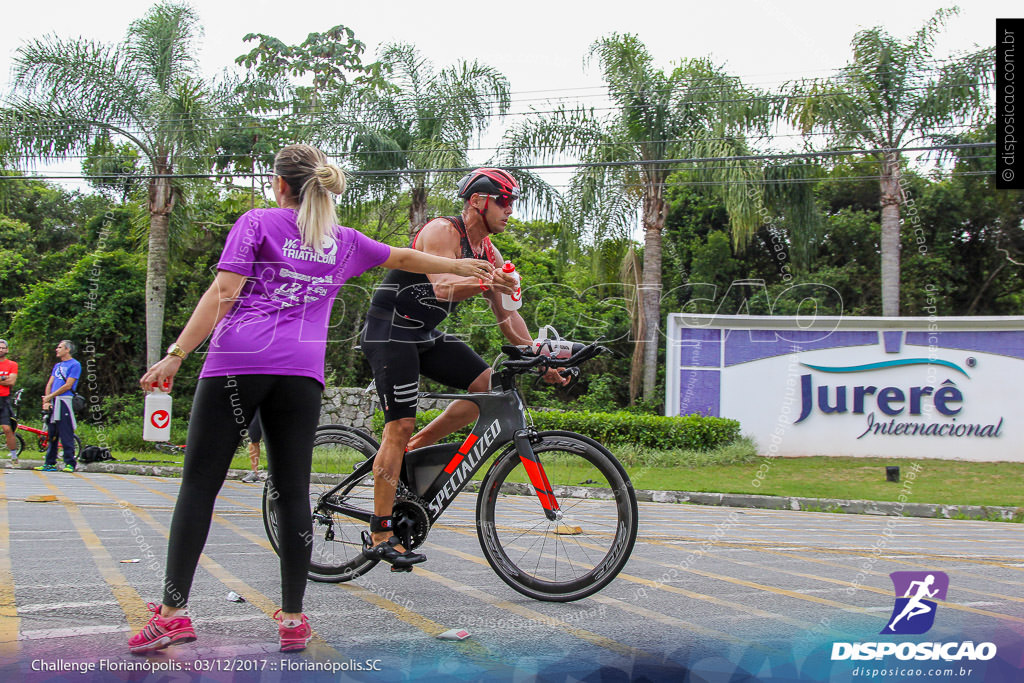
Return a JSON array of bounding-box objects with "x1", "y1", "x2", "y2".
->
[{"x1": 163, "y1": 374, "x2": 321, "y2": 613}]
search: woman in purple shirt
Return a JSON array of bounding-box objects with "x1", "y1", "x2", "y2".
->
[{"x1": 130, "y1": 144, "x2": 493, "y2": 654}]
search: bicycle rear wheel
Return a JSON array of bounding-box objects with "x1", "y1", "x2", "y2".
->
[
  {"x1": 37, "y1": 433, "x2": 82, "y2": 459},
  {"x1": 262, "y1": 425, "x2": 380, "y2": 583},
  {"x1": 476, "y1": 431, "x2": 638, "y2": 602}
]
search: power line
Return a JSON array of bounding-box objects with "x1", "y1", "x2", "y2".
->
[{"x1": 0, "y1": 143, "x2": 995, "y2": 182}]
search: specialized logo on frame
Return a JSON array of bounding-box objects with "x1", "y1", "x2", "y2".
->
[{"x1": 881, "y1": 571, "x2": 948, "y2": 635}]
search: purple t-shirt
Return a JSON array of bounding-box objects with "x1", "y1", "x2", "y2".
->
[{"x1": 200, "y1": 208, "x2": 391, "y2": 385}]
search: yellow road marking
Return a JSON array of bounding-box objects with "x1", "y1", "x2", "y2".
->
[
  {"x1": 426, "y1": 540, "x2": 778, "y2": 655},
  {"x1": 96, "y1": 475, "x2": 340, "y2": 658},
  {"x1": 645, "y1": 536, "x2": 1024, "y2": 606},
  {"x1": 633, "y1": 532, "x2": 1024, "y2": 575},
  {"x1": 413, "y1": 556, "x2": 651, "y2": 660},
  {"x1": 335, "y1": 581, "x2": 501, "y2": 664},
  {"x1": 433, "y1": 523, "x2": 833, "y2": 634},
  {"x1": 0, "y1": 473, "x2": 21, "y2": 659},
  {"x1": 31, "y1": 471, "x2": 148, "y2": 632}
]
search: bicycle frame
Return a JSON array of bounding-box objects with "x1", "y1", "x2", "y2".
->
[
  {"x1": 318, "y1": 374, "x2": 560, "y2": 527},
  {"x1": 9, "y1": 391, "x2": 51, "y2": 446}
]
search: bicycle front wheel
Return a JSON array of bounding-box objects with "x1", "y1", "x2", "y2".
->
[
  {"x1": 476, "y1": 431, "x2": 638, "y2": 602},
  {"x1": 262, "y1": 425, "x2": 380, "y2": 583}
]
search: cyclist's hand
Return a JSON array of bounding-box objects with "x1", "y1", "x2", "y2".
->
[
  {"x1": 450, "y1": 259, "x2": 494, "y2": 279},
  {"x1": 140, "y1": 357, "x2": 181, "y2": 393},
  {"x1": 490, "y1": 268, "x2": 518, "y2": 295},
  {"x1": 540, "y1": 367, "x2": 570, "y2": 386}
]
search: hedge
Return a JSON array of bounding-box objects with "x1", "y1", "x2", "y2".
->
[{"x1": 373, "y1": 408, "x2": 740, "y2": 452}]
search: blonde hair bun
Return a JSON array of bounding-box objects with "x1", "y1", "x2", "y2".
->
[{"x1": 315, "y1": 164, "x2": 346, "y2": 196}]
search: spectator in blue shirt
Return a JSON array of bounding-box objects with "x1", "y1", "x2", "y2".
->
[{"x1": 34, "y1": 340, "x2": 82, "y2": 472}]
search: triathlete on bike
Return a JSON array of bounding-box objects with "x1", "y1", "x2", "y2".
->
[{"x1": 360, "y1": 168, "x2": 566, "y2": 569}]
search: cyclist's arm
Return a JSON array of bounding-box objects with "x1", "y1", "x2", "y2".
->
[
  {"x1": 139, "y1": 270, "x2": 248, "y2": 391},
  {"x1": 419, "y1": 221, "x2": 491, "y2": 303},
  {"x1": 485, "y1": 243, "x2": 567, "y2": 385}
]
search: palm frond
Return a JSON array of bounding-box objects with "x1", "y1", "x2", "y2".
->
[{"x1": 126, "y1": 1, "x2": 201, "y2": 94}]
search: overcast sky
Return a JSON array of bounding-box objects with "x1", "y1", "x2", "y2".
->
[{"x1": 0, "y1": 0, "x2": 1011, "y2": 190}]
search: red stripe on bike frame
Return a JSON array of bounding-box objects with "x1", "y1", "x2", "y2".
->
[
  {"x1": 444, "y1": 434, "x2": 479, "y2": 474},
  {"x1": 519, "y1": 458, "x2": 560, "y2": 513}
]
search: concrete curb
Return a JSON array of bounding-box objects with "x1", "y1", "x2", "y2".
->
[
  {"x1": 634, "y1": 489, "x2": 1024, "y2": 522},
  {"x1": 7, "y1": 459, "x2": 1021, "y2": 522}
]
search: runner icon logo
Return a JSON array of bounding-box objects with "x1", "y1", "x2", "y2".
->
[{"x1": 881, "y1": 571, "x2": 949, "y2": 635}]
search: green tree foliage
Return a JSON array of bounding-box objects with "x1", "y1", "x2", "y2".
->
[
  {"x1": 502, "y1": 33, "x2": 769, "y2": 402},
  {"x1": 6, "y1": 1, "x2": 227, "y2": 366},
  {"x1": 783, "y1": 7, "x2": 995, "y2": 316},
  {"x1": 335, "y1": 43, "x2": 512, "y2": 237},
  {"x1": 8, "y1": 250, "x2": 146, "y2": 400}
]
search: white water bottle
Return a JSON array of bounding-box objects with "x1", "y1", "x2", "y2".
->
[
  {"x1": 500, "y1": 262, "x2": 522, "y2": 311},
  {"x1": 143, "y1": 383, "x2": 172, "y2": 441},
  {"x1": 533, "y1": 325, "x2": 583, "y2": 359}
]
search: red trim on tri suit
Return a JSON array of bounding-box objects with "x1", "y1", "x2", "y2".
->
[{"x1": 444, "y1": 434, "x2": 480, "y2": 474}]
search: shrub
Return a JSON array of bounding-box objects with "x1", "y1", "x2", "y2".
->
[{"x1": 372, "y1": 408, "x2": 740, "y2": 451}]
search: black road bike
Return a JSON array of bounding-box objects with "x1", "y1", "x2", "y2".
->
[{"x1": 262, "y1": 341, "x2": 638, "y2": 602}]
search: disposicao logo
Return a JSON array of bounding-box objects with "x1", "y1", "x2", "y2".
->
[
  {"x1": 882, "y1": 571, "x2": 948, "y2": 635},
  {"x1": 831, "y1": 571, "x2": 997, "y2": 663}
]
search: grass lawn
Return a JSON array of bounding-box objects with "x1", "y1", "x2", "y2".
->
[
  {"x1": 622, "y1": 456, "x2": 1024, "y2": 508},
  {"x1": 106, "y1": 447, "x2": 1024, "y2": 509}
]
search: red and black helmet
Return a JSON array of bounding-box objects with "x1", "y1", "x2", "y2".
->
[{"x1": 456, "y1": 168, "x2": 520, "y2": 201}]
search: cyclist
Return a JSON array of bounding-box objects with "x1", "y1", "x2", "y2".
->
[
  {"x1": 360, "y1": 168, "x2": 566, "y2": 570},
  {"x1": 129, "y1": 144, "x2": 493, "y2": 655}
]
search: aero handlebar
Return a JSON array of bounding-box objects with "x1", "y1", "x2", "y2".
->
[{"x1": 498, "y1": 341, "x2": 611, "y2": 374}]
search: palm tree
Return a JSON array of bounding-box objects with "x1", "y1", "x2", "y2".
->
[
  {"x1": 502, "y1": 34, "x2": 767, "y2": 403},
  {"x1": 783, "y1": 8, "x2": 994, "y2": 316},
  {"x1": 333, "y1": 43, "x2": 512, "y2": 238},
  {"x1": 6, "y1": 1, "x2": 222, "y2": 365}
]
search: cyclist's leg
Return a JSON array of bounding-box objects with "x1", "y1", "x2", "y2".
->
[
  {"x1": 361, "y1": 325, "x2": 421, "y2": 551},
  {"x1": 408, "y1": 335, "x2": 490, "y2": 449},
  {"x1": 257, "y1": 376, "x2": 321, "y2": 614},
  {"x1": 372, "y1": 417, "x2": 415, "y2": 546},
  {"x1": 162, "y1": 376, "x2": 265, "y2": 610}
]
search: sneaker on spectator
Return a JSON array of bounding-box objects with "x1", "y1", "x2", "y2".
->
[
  {"x1": 33, "y1": 465, "x2": 58, "y2": 472},
  {"x1": 128, "y1": 603, "x2": 196, "y2": 654},
  {"x1": 241, "y1": 471, "x2": 259, "y2": 483},
  {"x1": 61, "y1": 465, "x2": 75, "y2": 473},
  {"x1": 274, "y1": 609, "x2": 312, "y2": 652}
]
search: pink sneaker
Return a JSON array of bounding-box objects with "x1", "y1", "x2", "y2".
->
[
  {"x1": 128, "y1": 603, "x2": 196, "y2": 654},
  {"x1": 274, "y1": 609, "x2": 312, "y2": 652}
]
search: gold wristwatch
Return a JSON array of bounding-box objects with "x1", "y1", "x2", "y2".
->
[{"x1": 166, "y1": 342, "x2": 188, "y2": 360}]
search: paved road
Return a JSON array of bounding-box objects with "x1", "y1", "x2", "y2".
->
[{"x1": 0, "y1": 468, "x2": 1022, "y2": 682}]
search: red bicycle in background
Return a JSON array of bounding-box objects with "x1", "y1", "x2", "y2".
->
[{"x1": 7, "y1": 389, "x2": 82, "y2": 461}]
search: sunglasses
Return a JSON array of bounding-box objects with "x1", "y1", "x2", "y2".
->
[{"x1": 484, "y1": 194, "x2": 516, "y2": 209}]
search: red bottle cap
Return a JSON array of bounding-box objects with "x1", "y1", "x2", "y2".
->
[{"x1": 502, "y1": 262, "x2": 515, "y2": 273}]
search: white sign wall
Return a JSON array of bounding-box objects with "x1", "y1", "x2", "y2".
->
[{"x1": 665, "y1": 315, "x2": 1024, "y2": 461}]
